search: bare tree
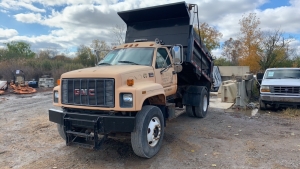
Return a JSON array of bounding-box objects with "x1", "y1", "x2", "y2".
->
[
  {"x1": 258, "y1": 29, "x2": 294, "y2": 71},
  {"x1": 90, "y1": 39, "x2": 111, "y2": 63},
  {"x1": 111, "y1": 24, "x2": 126, "y2": 46},
  {"x1": 222, "y1": 38, "x2": 242, "y2": 65}
]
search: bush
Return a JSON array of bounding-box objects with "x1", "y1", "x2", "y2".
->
[{"x1": 0, "y1": 58, "x2": 86, "y2": 82}]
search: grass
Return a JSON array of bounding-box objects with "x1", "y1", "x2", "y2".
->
[{"x1": 282, "y1": 108, "x2": 300, "y2": 117}]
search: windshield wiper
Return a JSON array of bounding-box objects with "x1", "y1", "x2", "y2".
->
[
  {"x1": 98, "y1": 62, "x2": 111, "y2": 65},
  {"x1": 118, "y1": 60, "x2": 140, "y2": 65},
  {"x1": 283, "y1": 76, "x2": 299, "y2": 79}
]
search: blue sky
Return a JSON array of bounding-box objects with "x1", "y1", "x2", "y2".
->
[{"x1": 0, "y1": 0, "x2": 299, "y2": 57}]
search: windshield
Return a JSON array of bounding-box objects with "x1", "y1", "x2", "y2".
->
[
  {"x1": 264, "y1": 69, "x2": 300, "y2": 79},
  {"x1": 98, "y1": 48, "x2": 154, "y2": 66}
]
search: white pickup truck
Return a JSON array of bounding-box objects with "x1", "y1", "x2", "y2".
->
[{"x1": 259, "y1": 68, "x2": 300, "y2": 110}]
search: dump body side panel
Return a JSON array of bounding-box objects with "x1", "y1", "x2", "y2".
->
[{"x1": 118, "y1": 2, "x2": 213, "y2": 86}]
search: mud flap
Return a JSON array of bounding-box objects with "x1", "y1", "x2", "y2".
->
[{"x1": 182, "y1": 86, "x2": 205, "y2": 107}]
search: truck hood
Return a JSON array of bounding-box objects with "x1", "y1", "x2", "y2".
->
[
  {"x1": 61, "y1": 65, "x2": 153, "y2": 78},
  {"x1": 261, "y1": 79, "x2": 300, "y2": 86}
]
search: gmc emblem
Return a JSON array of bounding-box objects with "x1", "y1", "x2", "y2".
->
[{"x1": 74, "y1": 89, "x2": 95, "y2": 96}]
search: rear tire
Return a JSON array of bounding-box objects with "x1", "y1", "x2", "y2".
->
[
  {"x1": 185, "y1": 87, "x2": 209, "y2": 118},
  {"x1": 57, "y1": 124, "x2": 66, "y2": 140},
  {"x1": 131, "y1": 105, "x2": 164, "y2": 158},
  {"x1": 195, "y1": 88, "x2": 209, "y2": 118}
]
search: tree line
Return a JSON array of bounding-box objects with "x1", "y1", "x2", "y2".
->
[
  {"x1": 217, "y1": 13, "x2": 299, "y2": 72},
  {"x1": 0, "y1": 14, "x2": 299, "y2": 82},
  {"x1": 0, "y1": 40, "x2": 111, "y2": 82}
]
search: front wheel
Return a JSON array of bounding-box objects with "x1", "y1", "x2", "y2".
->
[
  {"x1": 259, "y1": 98, "x2": 266, "y2": 110},
  {"x1": 131, "y1": 105, "x2": 164, "y2": 158}
]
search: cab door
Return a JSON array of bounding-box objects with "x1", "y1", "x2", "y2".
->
[{"x1": 154, "y1": 48, "x2": 177, "y2": 96}]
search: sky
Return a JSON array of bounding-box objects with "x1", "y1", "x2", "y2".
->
[{"x1": 0, "y1": 0, "x2": 300, "y2": 57}]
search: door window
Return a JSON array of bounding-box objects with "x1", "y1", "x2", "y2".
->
[{"x1": 155, "y1": 48, "x2": 171, "y2": 68}]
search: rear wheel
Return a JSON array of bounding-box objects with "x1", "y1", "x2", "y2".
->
[
  {"x1": 131, "y1": 105, "x2": 164, "y2": 158},
  {"x1": 195, "y1": 88, "x2": 208, "y2": 118},
  {"x1": 185, "y1": 87, "x2": 209, "y2": 118}
]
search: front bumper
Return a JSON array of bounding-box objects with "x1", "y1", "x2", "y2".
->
[
  {"x1": 260, "y1": 94, "x2": 300, "y2": 105},
  {"x1": 49, "y1": 109, "x2": 136, "y2": 134}
]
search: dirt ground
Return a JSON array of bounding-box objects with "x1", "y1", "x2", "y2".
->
[{"x1": 0, "y1": 91, "x2": 300, "y2": 169}]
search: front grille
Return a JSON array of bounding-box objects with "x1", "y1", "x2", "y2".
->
[
  {"x1": 271, "y1": 86, "x2": 300, "y2": 94},
  {"x1": 61, "y1": 78, "x2": 114, "y2": 107}
]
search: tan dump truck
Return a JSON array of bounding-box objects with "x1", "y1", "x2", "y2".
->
[{"x1": 49, "y1": 2, "x2": 214, "y2": 158}]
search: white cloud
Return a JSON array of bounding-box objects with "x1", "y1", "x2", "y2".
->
[
  {"x1": 0, "y1": 9, "x2": 8, "y2": 13},
  {"x1": 258, "y1": 1, "x2": 300, "y2": 33},
  {"x1": 0, "y1": 28, "x2": 18, "y2": 39},
  {"x1": 0, "y1": 0, "x2": 299, "y2": 57},
  {"x1": 14, "y1": 13, "x2": 42, "y2": 23},
  {"x1": 0, "y1": 0, "x2": 45, "y2": 12}
]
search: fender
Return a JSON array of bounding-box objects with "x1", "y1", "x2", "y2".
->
[
  {"x1": 133, "y1": 81, "x2": 165, "y2": 111},
  {"x1": 53, "y1": 85, "x2": 60, "y2": 106}
]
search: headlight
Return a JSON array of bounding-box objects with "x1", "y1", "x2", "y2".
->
[
  {"x1": 260, "y1": 86, "x2": 270, "y2": 92},
  {"x1": 120, "y1": 93, "x2": 133, "y2": 107},
  {"x1": 54, "y1": 91, "x2": 59, "y2": 103},
  {"x1": 123, "y1": 94, "x2": 133, "y2": 102}
]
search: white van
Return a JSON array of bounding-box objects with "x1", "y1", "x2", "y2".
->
[{"x1": 38, "y1": 78, "x2": 54, "y2": 88}]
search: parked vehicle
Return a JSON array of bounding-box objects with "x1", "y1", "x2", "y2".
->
[
  {"x1": 259, "y1": 68, "x2": 300, "y2": 110},
  {"x1": 48, "y1": 2, "x2": 214, "y2": 158},
  {"x1": 9, "y1": 70, "x2": 36, "y2": 94},
  {"x1": 0, "y1": 81, "x2": 8, "y2": 95},
  {"x1": 39, "y1": 77, "x2": 54, "y2": 88},
  {"x1": 28, "y1": 79, "x2": 38, "y2": 88},
  {"x1": 212, "y1": 66, "x2": 222, "y2": 92}
]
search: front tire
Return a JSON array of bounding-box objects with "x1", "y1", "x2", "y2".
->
[
  {"x1": 259, "y1": 98, "x2": 266, "y2": 110},
  {"x1": 131, "y1": 105, "x2": 164, "y2": 158}
]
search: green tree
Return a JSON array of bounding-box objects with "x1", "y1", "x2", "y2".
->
[
  {"x1": 194, "y1": 23, "x2": 223, "y2": 52},
  {"x1": 0, "y1": 48, "x2": 8, "y2": 61},
  {"x1": 76, "y1": 45, "x2": 95, "y2": 67},
  {"x1": 4, "y1": 41, "x2": 35, "y2": 59},
  {"x1": 214, "y1": 57, "x2": 233, "y2": 66}
]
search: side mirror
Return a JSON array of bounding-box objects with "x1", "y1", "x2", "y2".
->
[{"x1": 172, "y1": 45, "x2": 183, "y2": 64}]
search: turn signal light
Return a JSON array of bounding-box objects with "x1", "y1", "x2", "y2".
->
[
  {"x1": 127, "y1": 79, "x2": 134, "y2": 86},
  {"x1": 57, "y1": 79, "x2": 61, "y2": 85}
]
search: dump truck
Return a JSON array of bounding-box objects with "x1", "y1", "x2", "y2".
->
[{"x1": 49, "y1": 1, "x2": 214, "y2": 158}]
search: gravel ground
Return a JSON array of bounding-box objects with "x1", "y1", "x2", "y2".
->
[{"x1": 0, "y1": 91, "x2": 300, "y2": 169}]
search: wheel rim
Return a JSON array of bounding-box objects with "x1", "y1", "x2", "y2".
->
[
  {"x1": 147, "y1": 117, "x2": 161, "y2": 147},
  {"x1": 203, "y1": 95, "x2": 208, "y2": 112}
]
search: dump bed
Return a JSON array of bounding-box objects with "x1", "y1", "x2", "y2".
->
[{"x1": 118, "y1": 1, "x2": 213, "y2": 85}]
